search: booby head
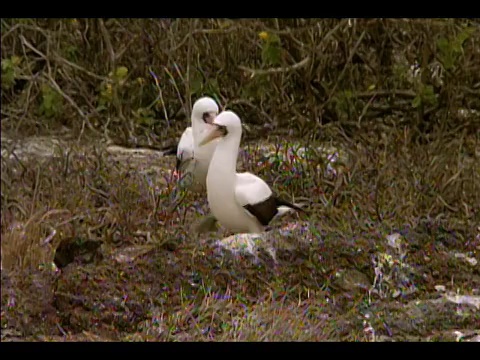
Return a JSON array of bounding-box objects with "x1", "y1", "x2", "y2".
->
[
  {"x1": 199, "y1": 110, "x2": 241, "y2": 146},
  {"x1": 191, "y1": 97, "x2": 219, "y2": 126}
]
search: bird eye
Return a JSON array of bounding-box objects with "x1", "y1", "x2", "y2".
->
[{"x1": 202, "y1": 112, "x2": 211, "y2": 123}]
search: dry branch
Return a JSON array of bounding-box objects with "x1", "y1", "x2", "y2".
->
[
  {"x1": 19, "y1": 35, "x2": 100, "y2": 139},
  {"x1": 239, "y1": 57, "x2": 311, "y2": 77},
  {"x1": 355, "y1": 90, "x2": 417, "y2": 98}
]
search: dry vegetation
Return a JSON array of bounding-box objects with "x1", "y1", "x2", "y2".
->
[{"x1": 1, "y1": 18, "x2": 480, "y2": 342}]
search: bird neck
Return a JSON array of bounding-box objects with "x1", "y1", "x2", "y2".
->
[
  {"x1": 191, "y1": 117, "x2": 204, "y2": 148},
  {"x1": 192, "y1": 116, "x2": 202, "y2": 146},
  {"x1": 211, "y1": 133, "x2": 240, "y2": 176}
]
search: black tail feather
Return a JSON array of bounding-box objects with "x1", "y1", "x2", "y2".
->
[
  {"x1": 162, "y1": 145, "x2": 177, "y2": 156},
  {"x1": 175, "y1": 157, "x2": 182, "y2": 171}
]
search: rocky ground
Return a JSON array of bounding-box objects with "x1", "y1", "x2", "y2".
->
[{"x1": 1, "y1": 132, "x2": 479, "y2": 342}]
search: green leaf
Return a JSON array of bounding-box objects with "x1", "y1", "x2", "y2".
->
[
  {"x1": 453, "y1": 27, "x2": 474, "y2": 52},
  {"x1": 39, "y1": 84, "x2": 63, "y2": 118},
  {"x1": 43, "y1": 93, "x2": 53, "y2": 109},
  {"x1": 437, "y1": 28, "x2": 474, "y2": 71},
  {"x1": 2, "y1": 58, "x2": 15, "y2": 72},
  {"x1": 11, "y1": 56, "x2": 21, "y2": 66},
  {"x1": 1, "y1": 56, "x2": 21, "y2": 90},
  {"x1": 412, "y1": 85, "x2": 437, "y2": 109},
  {"x1": 205, "y1": 78, "x2": 219, "y2": 95},
  {"x1": 261, "y1": 41, "x2": 282, "y2": 66},
  {"x1": 65, "y1": 45, "x2": 79, "y2": 62},
  {"x1": 115, "y1": 66, "x2": 129, "y2": 80},
  {"x1": 412, "y1": 95, "x2": 421, "y2": 108},
  {"x1": 437, "y1": 37, "x2": 455, "y2": 69},
  {"x1": 190, "y1": 72, "x2": 203, "y2": 95},
  {"x1": 266, "y1": 33, "x2": 281, "y2": 45},
  {"x1": 437, "y1": 37, "x2": 450, "y2": 54},
  {"x1": 1, "y1": 68, "x2": 15, "y2": 90},
  {"x1": 96, "y1": 104, "x2": 107, "y2": 112},
  {"x1": 422, "y1": 85, "x2": 437, "y2": 107},
  {"x1": 136, "y1": 117, "x2": 155, "y2": 126}
]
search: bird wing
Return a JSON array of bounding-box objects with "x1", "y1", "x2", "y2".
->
[
  {"x1": 234, "y1": 172, "x2": 304, "y2": 226},
  {"x1": 234, "y1": 172, "x2": 274, "y2": 224},
  {"x1": 234, "y1": 172, "x2": 272, "y2": 206},
  {"x1": 176, "y1": 127, "x2": 194, "y2": 172}
]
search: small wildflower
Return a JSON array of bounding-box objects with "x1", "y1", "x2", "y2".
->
[{"x1": 258, "y1": 31, "x2": 269, "y2": 40}]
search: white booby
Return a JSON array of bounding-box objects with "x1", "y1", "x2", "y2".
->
[
  {"x1": 166, "y1": 97, "x2": 220, "y2": 192},
  {"x1": 199, "y1": 110, "x2": 305, "y2": 234}
]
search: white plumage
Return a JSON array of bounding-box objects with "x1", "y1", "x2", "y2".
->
[
  {"x1": 200, "y1": 110, "x2": 304, "y2": 234},
  {"x1": 174, "y1": 97, "x2": 220, "y2": 192}
]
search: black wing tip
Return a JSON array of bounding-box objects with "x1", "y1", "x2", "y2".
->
[{"x1": 243, "y1": 204, "x2": 273, "y2": 226}]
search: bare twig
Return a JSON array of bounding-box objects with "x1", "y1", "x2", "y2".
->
[
  {"x1": 312, "y1": 19, "x2": 349, "y2": 54},
  {"x1": 185, "y1": 19, "x2": 196, "y2": 119},
  {"x1": 237, "y1": 19, "x2": 347, "y2": 77},
  {"x1": 168, "y1": 25, "x2": 240, "y2": 53},
  {"x1": 355, "y1": 90, "x2": 417, "y2": 98},
  {"x1": 52, "y1": 53, "x2": 106, "y2": 81},
  {"x1": 30, "y1": 164, "x2": 41, "y2": 218},
  {"x1": 239, "y1": 57, "x2": 311, "y2": 77},
  {"x1": 41, "y1": 228, "x2": 57, "y2": 246},
  {"x1": 358, "y1": 94, "x2": 378, "y2": 126},
  {"x1": 148, "y1": 67, "x2": 169, "y2": 126},
  {"x1": 164, "y1": 66, "x2": 186, "y2": 116},
  {"x1": 19, "y1": 35, "x2": 100, "y2": 140},
  {"x1": 323, "y1": 30, "x2": 367, "y2": 107},
  {"x1": 461, "y1": 86, "x2": 480, "y2": 95},
  {"x1": 225, "y1": 99, "x2": 276, "y2": 125},
  {"x1": 98, "y1": 18, "x2": 130, "y2": 139}
]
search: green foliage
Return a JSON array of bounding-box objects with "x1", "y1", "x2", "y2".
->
[
  {"x1": 412, "y1": 85, "x2": 437, "y2": 109},
  {"x1": 241, "y1": 74, "x2": 270, "y2": 101},
  {"x1": 1, "y1": 55, "x2": 22, "y2": 90},
  {"x1": 189, "y1": 68, "x2": 203, "y2": 95},
  {"x1": 132, "y1": 107, "x2": 155, "y2": 127},
  {"x1": 204, "y1": 78, "x2": 220, "y2": 99},
  {"x1": 260, "y1": 32, "x2": 283, "y2": 67},
  {"x1": 113, "y1": 66, "x2": 129, "y2": 83},
  {"x1": 97, "y1": 82, "x2": 113, "y2": 110},
  {"x1": 188, "y1": 68, "x2": 221, "y2": 100},
  {"x1": 436, "y1": 27, "x2": 475, "y2": 70},
  {"x1": 334, "y1": 90, "x2": 355, "y2": 120},
  {"x1": 1, "y1": 19, "x2": 478, "y2": 138},
  {"x1": 64, "y1": 45, "x2": 79, "y2": 62},
  {"x1": 38, "y1": 84, "x2": 64, "y2": 118},
  {"x1": 97, "y1": 66, "x2": 129, "y2": 111}
]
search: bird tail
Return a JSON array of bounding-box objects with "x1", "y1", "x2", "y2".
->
[
  {"x1": 162, "y1": 145, "x2": 177, "y2": 156},
  {"x1": 175, "y1": 157, "x2": 182, "y2": 171},
  {"x1": 275, "y1": 198, "x2": 306, "y2": 213}
]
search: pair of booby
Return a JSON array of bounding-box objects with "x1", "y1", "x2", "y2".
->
[
  {"x1": 166, "y1": 97, "x2": 304, "y2": 234},
  {"x1": 199, "y1": 110, "x2": 304, "y2": 234}
]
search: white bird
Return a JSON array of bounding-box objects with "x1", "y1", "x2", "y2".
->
[
  {"x1": 199, "y1": 110, "x2": 305, "y2": 234},
  {"x1": 164, "y1": 97, "x2": 220, "y2": 193}
]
